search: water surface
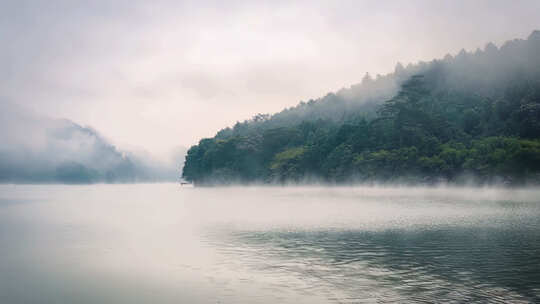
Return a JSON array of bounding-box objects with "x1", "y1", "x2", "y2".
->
[{"x1": 1, "y1": 184, "x2": 539, "y2": 303}]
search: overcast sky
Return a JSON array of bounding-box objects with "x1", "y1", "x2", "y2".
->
[{"x1": 2, "y1": 0, "x2": 540, "y2": 159}]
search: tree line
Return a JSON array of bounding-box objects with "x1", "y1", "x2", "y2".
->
[{"x1": 182, "y1": 31, "x2": 540, "y2": 185}]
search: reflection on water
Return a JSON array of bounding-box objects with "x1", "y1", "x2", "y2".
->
[
  {"x1": 0, "y1": 184, "x2": 539, "y2": 303},
  {"x1": 215, "y1": 227, "x2": 540, "y2": 303}
]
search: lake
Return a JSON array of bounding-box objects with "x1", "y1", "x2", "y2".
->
[{"x1": 1, "y1": 184, "x2": 539, "y2": 303}]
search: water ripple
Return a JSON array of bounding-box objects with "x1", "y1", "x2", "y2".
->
[{"x1": 207, "y1": 217, "x2": 540, "y2": 303}]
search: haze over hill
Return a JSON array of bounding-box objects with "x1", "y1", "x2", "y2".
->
[
  {"x1": 183, "y1": 31, "x2": 540, "y2": 185},
  {"x1": 2, "y1": 1, "x2": 540, "y2": 184},
  {"x1": 0, "y1": 103, "x2": 181, "y2": 183}
]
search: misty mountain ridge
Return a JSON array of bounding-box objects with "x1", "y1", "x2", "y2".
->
[
  {"x1": 218, "y1": 30, "x2": 540, "y2": 133},
  {"x1": 183, "y1": 31, "x2": 540, "y2": 185},
  {"x1": 0, "y1": 104, "x2": 178, "y2": 183}
]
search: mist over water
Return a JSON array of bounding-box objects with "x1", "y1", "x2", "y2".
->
[{"x1": 1, "y1": 184, "x2": 539, "y2": 303}]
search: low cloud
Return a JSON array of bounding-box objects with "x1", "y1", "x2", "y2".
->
[{"x1": 0, "y1": 102, "x2": 182, "y2": 183}]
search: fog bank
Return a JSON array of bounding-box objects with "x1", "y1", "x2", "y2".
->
[{"x1": 0, "y1": 103, "x2": 181, "y2": 183}]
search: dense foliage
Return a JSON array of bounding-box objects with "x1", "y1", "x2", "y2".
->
[{"x1": 183, "y1": 31, "x2": 540, "y2": 185}]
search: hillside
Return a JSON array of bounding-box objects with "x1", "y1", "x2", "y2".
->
[
  {"x1": 0, "y1": 104, "x2": 176, "y2": 183},
  {"x1": 182, "y1": 31, "x2": 540, "y2": 185}
]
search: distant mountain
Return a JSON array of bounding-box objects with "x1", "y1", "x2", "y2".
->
[
  {"x1": 183, "y1": 31, "x2": 540, "y2": 185},
  {"x1": 0, "y1": 104, "x2": 177, "y2": 183}
]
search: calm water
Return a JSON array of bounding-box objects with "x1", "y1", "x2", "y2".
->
[{"x1": 1, "y1": 184, "x2": 539, "y2": 303}]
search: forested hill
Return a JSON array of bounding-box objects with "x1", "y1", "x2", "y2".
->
[{"x1": 183, "y1": 31, "x2": 540, "y2": 185}]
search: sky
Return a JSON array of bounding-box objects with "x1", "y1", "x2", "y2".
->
[{"x1": 2, "y1": 0, "x2": 540, "y2": 160}]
